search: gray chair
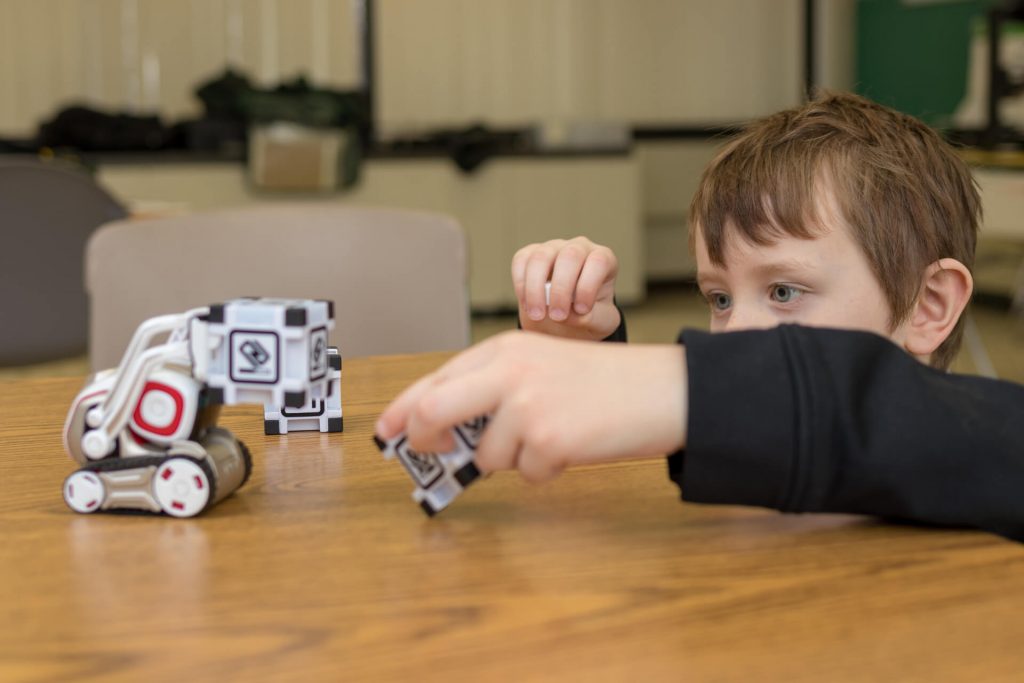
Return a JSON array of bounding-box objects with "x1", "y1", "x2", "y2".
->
[
  {"x1": 86, "y1": 203, "x2": 470, "y2": 370},
  {"x1": 0, "y1": 159, "x2": 126, "y2": 365}
]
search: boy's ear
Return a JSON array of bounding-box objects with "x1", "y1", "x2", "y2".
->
[{"x1": 903, "y1": 258, "x2": 973, "y2": 358}]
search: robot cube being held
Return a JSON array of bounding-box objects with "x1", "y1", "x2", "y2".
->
[
  {"x1": 374, "y1": 416, "x2": 487, "y2": 516},
  {"x1": 62, "y1": 298, "x2": 334, "y2": 518}
]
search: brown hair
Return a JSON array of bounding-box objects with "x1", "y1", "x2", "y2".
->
[{"x1": 690, "y1": 91, "x2": 980, "y2": 369}]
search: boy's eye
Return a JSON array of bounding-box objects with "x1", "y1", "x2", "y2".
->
[
  {"x1": 707, "y1": 292, "x2": 732, "y2": 311},
  {"x1": 770, "y1": 284, "x2": 804, "y2": 304}
]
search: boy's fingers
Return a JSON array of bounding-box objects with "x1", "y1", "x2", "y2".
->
[
  {"x1": 518, "y1": 446, "x2": 567, "y2": 484},
  {"x1": 376, "y1": 370, "x2": 448, "y2": 439},
  {"x1": 524, "y1": 247, "x2": 558, "y2": 321},
  {"x1": 472, "y1": 406, "x2": 523, "y2": 474},
  {"x1": 574, "y1": 249, "x2": 616, "y2": 314},
  {"x1": 376, "y1": 337, "x2": 501, "y2": 438},
  {"x1": 404, "y1": 367, "x2": 505, "y2": 452},
  {"x1": 548, "y1": 245, "x2": 586, "y2": 321},
  {"x1": 510, "y1": 246, "x2": 532, "y2": 303}
]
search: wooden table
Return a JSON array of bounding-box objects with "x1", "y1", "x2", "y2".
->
[{"x1": 2, "y1": 353, "x2": 1024, "y2": 682}]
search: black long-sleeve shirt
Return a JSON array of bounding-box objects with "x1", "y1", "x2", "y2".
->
[
  {"x1": 671, "y1": 325, "x2": 1024, "y2": 542},
  {"x1": 521, "y1": 307, "x2": 1024, "y2": 540}
]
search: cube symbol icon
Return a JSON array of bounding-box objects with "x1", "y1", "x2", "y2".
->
[
  {"x1": 309, "y1": 327, "x2": 328, "y2": 381},
  {"x1": 230, "y1": 331, "x2": 279, "y2": 384},
  {"x1": 395, "y1": 438, "x2": 444, "y2": 488}
]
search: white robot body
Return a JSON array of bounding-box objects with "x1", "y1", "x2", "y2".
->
[{"x1": 62, "y1": 298, "x2": 335, "y2": 517}]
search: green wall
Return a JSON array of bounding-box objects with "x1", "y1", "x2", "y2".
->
[{"x1": 856, "y1": 0, "x2": 997, "y2": 126}]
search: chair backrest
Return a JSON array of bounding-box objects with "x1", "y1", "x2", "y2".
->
[
  {"x1": 86, "y1": 203, "x2": 470, "y2": 370},
  {"x1": 0, "y1": 159, "x2": 127, "y2": 365}
]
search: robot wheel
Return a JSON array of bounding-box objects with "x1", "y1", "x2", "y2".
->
[{"x1": 153, "y1": 456, "x2": 217, "y2": 518}]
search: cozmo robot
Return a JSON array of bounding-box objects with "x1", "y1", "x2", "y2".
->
[{"x1": 62, "y1": 298, "x2": 334, "y2": 517}]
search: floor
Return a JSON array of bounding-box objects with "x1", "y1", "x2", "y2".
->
[{"x1": 3, "y1": 284, "x2": 1022, "y2": 383}]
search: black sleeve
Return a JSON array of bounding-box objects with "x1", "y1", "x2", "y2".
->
[
  {"x1": 602, "y1": 301, "x2": 627, "y2": 342},
  {"x1": 667, "y1": 325, "x2": 1024, "y2": 542},
  {"x1": 516, "y1": 301, "x2": 628, "y2": 343}
]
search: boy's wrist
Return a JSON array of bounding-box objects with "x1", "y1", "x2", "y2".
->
[
  {"x1": 649, "y1": 344, "x2": 688, "y2": 455},
  {"x1": 599, "y1": 300, "x2": 627, "y2": 342}
]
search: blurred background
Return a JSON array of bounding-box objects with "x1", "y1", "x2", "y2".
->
[{"x1": 0, "y1": 0, "x2": 1021, "y2": 380}]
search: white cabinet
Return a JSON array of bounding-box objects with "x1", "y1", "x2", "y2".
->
[{"x1": 636, "y1": 140, "x2": 723, "y2": 280}]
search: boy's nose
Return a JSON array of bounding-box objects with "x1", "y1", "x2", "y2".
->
[{"x1": 721, "y1": 305, "x2": 779, "y2": 333}]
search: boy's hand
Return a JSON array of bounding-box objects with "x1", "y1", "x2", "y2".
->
[
  {"x1": 375, "y1": 332, "x2": 686, "y2": 483},
  {"x1": 512, "y1": 237, "x2": 621, "y2": 341}
]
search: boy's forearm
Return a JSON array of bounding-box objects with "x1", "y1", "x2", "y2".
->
[{"x1": 671, "y1": 325, "x2": 1024, "y2": 542}]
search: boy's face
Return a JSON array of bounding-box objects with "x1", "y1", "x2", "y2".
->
[{"x1": 694, "y1": 194, "x2": 910, "y2": 347}]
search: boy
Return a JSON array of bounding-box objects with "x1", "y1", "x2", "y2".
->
[{"x1": 376, "y1": 92, "x2": 1024, "y2": 541}]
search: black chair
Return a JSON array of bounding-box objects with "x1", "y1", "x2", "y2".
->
[{"x1": 0, "y1": 159, "x2": 126, "y2": 365}]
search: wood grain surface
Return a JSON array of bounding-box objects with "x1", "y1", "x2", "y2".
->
[{"x1": 2, "y1": 352, "x2": 1023, "y2": 682}]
